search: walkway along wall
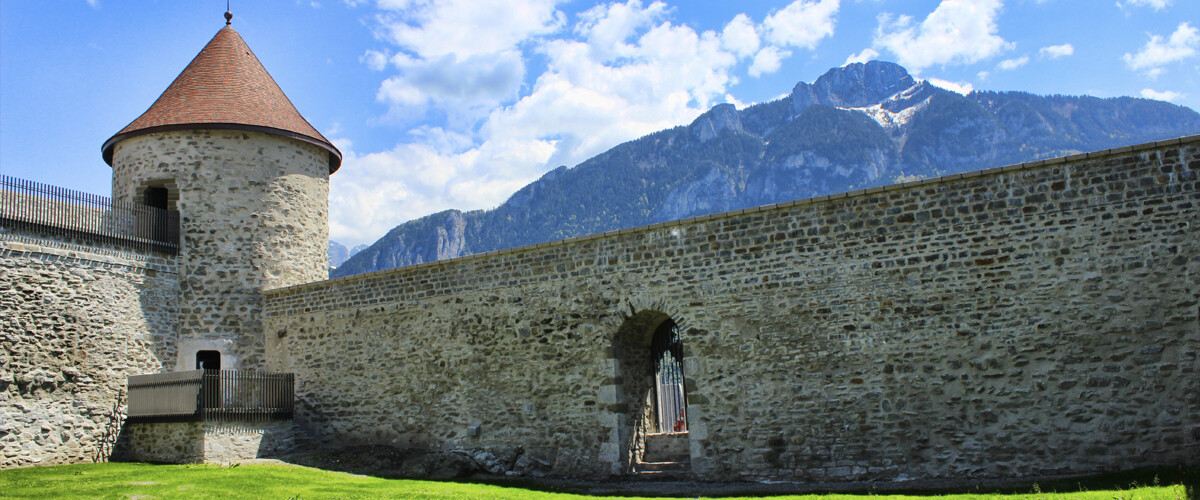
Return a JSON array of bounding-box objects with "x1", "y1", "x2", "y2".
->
[
  {"x1": 0, "y1": 229, "x2": 178, "y2": 468},
  {"x1": 263, "y1": 136, "x2": 1200, "y2": 482}
]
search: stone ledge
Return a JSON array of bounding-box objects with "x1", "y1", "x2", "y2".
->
[{"x1": 0, "y1": 230, "x2": 178, "y2": 274}]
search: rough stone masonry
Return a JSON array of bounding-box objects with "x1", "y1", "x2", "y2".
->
[
  {"x1": 264, "y1": 137, "x2": 1199, "y2": 482},
  {"x1": 0, "y1": 233, "x2": 178, "y2": 468}
]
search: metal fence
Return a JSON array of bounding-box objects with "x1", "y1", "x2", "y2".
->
[
  {"x1": 0, "y1": 174, "x2": 179, "y2": 254},
  {"x1": 652, "y1": 321, "x2": 688, "y2": 434},
  {"x1": 127, "y1": 370, "x2": 294, "y2": 423}
]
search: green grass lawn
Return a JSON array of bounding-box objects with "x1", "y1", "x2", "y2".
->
[{"x1": 0, "y1": 462, "x2": 1192, "y2": 500}]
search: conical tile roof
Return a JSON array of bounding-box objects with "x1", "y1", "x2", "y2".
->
[{"x1": 103, "y1": 23, "x2": 342, "y2": 173}]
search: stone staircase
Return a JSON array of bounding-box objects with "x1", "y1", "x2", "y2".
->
[{"x1": 634, "y1": 433, "x2": 691, "y2": 479}]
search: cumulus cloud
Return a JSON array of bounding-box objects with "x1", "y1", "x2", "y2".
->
[
  {"x1": 1122, "y1": 22, "x2": 1199, "y2": 78},
  {"x1": 1140, "y1": 88, "x2": 1184, "y2": 101},
  {"x1": 926, "y1": 78, "x2": 974, "y2": 95},
  {"x1": 365, "y1": 0, "x2": 567, "y2": 120},
  {"x1": 762, "y1": 0, "x2": 840, "y2": 49},
  {"x1": 329, "y1": 137, "x2": 555, "y2": 245},
  {"x1": 721, "y1": 13, "x2": 761, "y2": 57},
  {"x1": 1039, "y1": 43, "x2": 1074, "y2": 59},
  {"x1": 575, "y1": 0, "x2": 670, "y2": 54},
  {"x1": 724, "y1": 93, "x2": 750, "y2": 109},
  {"x1": 997, "y1": 56, "x2": 1029, "y2": 70},
  {"x1": 332, "y1": 0, "x2": 754, "y2": 245},
  {"x1": 873, "y1": 0, "x2": 1012, "y2": 71},
  {"x1": 374, "y1": 0, "x2": 565, "y2": 58},
  {"x1": 750, "y1": 46, "x2": 791, "y2": 77},
  {"x1": 362, "y1": 50, "x2": 390, "y2": 71},
  {"x1": 844, "y1": 48, "x2": 879, "y2": 66},
  {"x1": 377, "y1": 50, "x2": 525, "y2": 114},
  {"x1": 1117, "y1": 0, "x2": 1172, "y2": 10}
]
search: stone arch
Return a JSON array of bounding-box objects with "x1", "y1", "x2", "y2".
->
[{"x1": 606, "y1": 307, "x2": 694, "y2": 474}]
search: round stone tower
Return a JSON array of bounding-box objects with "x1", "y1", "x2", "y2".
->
[{"x1": 102, "y1": 13, "x2": 341, "y2": 371}]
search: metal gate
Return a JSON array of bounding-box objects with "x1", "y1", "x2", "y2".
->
[{"x1": 651, "y1": 321, "x2": 688, "y2": 433}]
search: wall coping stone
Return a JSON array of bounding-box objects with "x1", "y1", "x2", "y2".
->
[
  {"x1": 0, "y1": 227, "x2": 177, "y2": 274},
  {"x1": 267, "y1": 134, "x2": 1199, "y2": 296}
]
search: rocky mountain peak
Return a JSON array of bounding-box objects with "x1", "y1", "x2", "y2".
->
[
  {"x1": 689, "y1": 103, "x2": 744, "y2": 143},
  {"x1": 792, "y1": 60, "x2": 917, "y2": 114}
]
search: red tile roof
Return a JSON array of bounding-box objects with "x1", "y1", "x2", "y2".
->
[{"x1": 103, "y1": 25, "x2": 342, "y2": 173}]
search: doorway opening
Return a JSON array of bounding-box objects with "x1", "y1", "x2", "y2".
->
[
  {"x1": 196, "y1": 350, "x2": 221, "y2": 371},
  {"x1": 612, "y1": 311, "x2": 691, "y2": 475},
  {"x1": 650, "y1": 320, "x2": 688, "y2": 434}
]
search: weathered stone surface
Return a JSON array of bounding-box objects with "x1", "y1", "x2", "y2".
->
[
  {"x1": 110, "y1": 129, "x2": 329, "y2": 370},
  {"x1": 121, "y1": 420, "x2": 296, "y2": 464},
  {"x1": 264, "y1": 138, "x2": 1200, "y2": 482},
  {"x1": 0, "y1": 230, "x2": 178, "y2": 468}
]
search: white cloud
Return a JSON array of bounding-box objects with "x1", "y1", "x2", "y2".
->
[
  {"x1": 511, "y1": 18, "x2": 738, "y2": 167},
  {"x1": 1039, "y1": 43, "x2": 1074, "y2": 59},
  {"x1": 762, "y1": 0, "x2": 840, "y2": 50},
  {"x1": 1117, "y1": 0, "x2": 1172, "y2": 10},
  {"x1": 721, "y1": 13, "x2": 761, "y2": 58},
  {"x1": 750, "y1": 46, "x2": 791, "y2": 77},
  {"x1": 997, "y1": 56, "x2": 1029, "y2": 70},
  {"x1": 333, "y1": 0, "x2": 748, "y2": 246},
  {"x1": 377, "y1": 50, "x2": 525, "y2": 113},
  {"x1": 724, "y1": 93, "x2": 750, "y2": 109},
  {"x1": 926, "y1": 78, "x2": 974, "y2": 95},
  {"x1": 86, "y1": 0, "x2": 99, "y2": 8},
  {"x1": 873, "y1": 0, "x2": 1013, "y2": 71},
  {"x1": 977, "y1": 70, "x2": 990, "y2": 80},
  {"x1": 362, "y1": 0, "x2": 568, "y2": 124},
  {"x1": 1140, "y1": 88, "x2": 1185, "y2": 101},
  {"x1": 844, "y1": 48, "x2": 880, "y2": 66},
  {"x1": 1122, "y1": 22, "x2": 1199, "y2": 78},
  {"x1": 362, "y1": 50, "x2": 389, "y2": 71},
  {"x1": 374, "y1": 0, "x2": 565, "y2": 58},
  {"x1": 576, "y1": 0, "x2": 670, "y2": 59}
]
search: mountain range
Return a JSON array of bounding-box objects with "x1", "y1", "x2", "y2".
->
[
  {"x1": 328, "y1": 241, "x2": 368, "y2": 270},
  {"x1": 332, "y1": 61, "x2": 1200, "y2": 277}
]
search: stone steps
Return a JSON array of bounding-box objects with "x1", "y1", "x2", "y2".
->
[
  {"x1": 634, "y1": 431, "x2": 691, "y2": 478},
  {"x1": 633, "y1": 460, "x2": 691, "y2": 479}
]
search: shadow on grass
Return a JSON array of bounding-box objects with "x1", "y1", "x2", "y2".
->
[
  {"x1": 473, "y1": 465, "x2": 1199, "y2": 498},
  {"x1": 276, "y1": 446, "x2": 1198, "y2": 500}
]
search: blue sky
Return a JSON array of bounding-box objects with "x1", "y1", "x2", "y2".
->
[{"x1": 2, "y1": 0, "x2": 1198, "y2": 246}]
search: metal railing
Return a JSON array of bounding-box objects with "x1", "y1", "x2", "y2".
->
[
  {"x1": 127, "y1": 370, "x2": 294, "y2": 423},
  {"x1": 0, "y1": 174, "x2": 179, "y2": 254}
]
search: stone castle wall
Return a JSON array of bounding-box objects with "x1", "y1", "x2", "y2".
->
[
  {"x1": 264, "y1": 137, "x2": 1199, "y2": 482},
  {"x1": 0, "y1": 229, "x2": 178, "y2": 468},
  {"x1": 110, "y1": 130, "x2": 329, "y2": 370},
  {"x1": 122, "y1": 420, "x2": 297, "y2": 464}
]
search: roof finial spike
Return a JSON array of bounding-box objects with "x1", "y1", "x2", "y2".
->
[{"x1": 224, "y1": 1, "x2": 232, "y2": 25}]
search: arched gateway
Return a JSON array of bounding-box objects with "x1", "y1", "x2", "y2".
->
[{"x1": 611, "y1": 310, "x2": 692, "y2": 475}]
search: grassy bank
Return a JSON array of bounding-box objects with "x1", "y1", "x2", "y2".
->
[{"x1": 0, "y1": 462, "x2": 1193, "y2": 499}]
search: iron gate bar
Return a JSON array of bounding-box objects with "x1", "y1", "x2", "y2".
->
[{"x1": 651, "y1": 321, "x2": 688, "y2": 434}]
